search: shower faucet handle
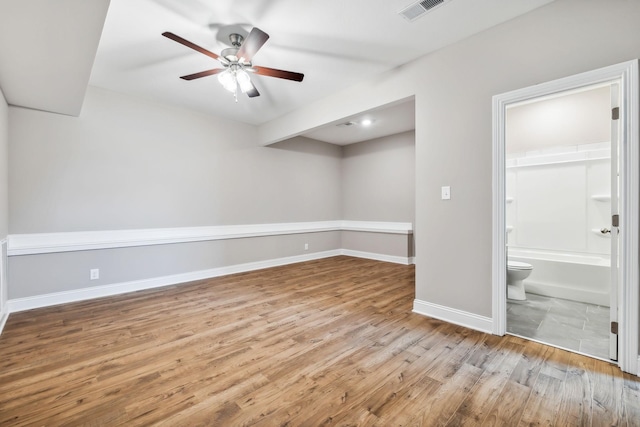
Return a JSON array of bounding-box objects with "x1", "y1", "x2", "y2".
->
[{"x1": 600, "y1": 228, "x2": 611, "y2": 234}]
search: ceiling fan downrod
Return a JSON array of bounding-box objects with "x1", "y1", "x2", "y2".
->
[{"x1": 229, "y1": 33, "x2": 244, "y2": 48}]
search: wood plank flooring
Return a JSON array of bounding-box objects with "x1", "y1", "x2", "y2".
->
[{"x1": 0, "y1": 256, "x2": 638, "y2": 426}]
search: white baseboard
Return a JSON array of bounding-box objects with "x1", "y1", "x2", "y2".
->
[
  {"x1": 8, "y1": 249, "x2": 342, "y2": 313},
  {"x1": 7, "y1": 249, "x2": 413, "y2": 313},
  {"x1": 412, "y1": 298, "x2": 493, "y2": 334},
  {"x1": 0, "y1": 239, "x2": 6, "y2": 335},
  {"x1": 0, "y1": 310, "x2": 8, "y2": 335},
  {"x1": 525, "y1": 281, "x2": 609, "y2": 307}
]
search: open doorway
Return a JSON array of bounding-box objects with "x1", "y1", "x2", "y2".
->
[
  {"x1": 492, "y1": 60, "x2": 639, "y2": 375},
  {"x1": 504, "y1": 84, "x2": 616, "y2": 361}
]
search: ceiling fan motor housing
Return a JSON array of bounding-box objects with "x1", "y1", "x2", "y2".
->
[
  {"x1": 228, "y1": 33, "x2": 244, "y2": 47},
  {"x1": 221, "y1": 47, "x2": 240, "y2": 63}
]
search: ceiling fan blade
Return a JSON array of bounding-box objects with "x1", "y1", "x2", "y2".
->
[
  {"x1": 236, "y1": 27, "x2": 269, "y2": 62},
  {"x1": 252, "y1": 66, "x2": 304, "y2": 82},
  {"x1": 180, "y1": 68, "x2": 225, "y2": 80},
  {"x1": 245, "y1": 82, "x2": 260, "y2": 98},
  {"x1": 162, "y1": 31, "x2": 220, "y2": 61}
]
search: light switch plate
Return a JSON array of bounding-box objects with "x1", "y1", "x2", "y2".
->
[{"x1": 441, "y1": 186, "x2": 451, "y2": 200}]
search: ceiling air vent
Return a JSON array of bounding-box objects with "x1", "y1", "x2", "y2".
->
[
  {"x1": 399, "y1": 0, "x2": 448, "y2": 22},
  {"x1": 337, "y1": 121, "x2": 356, "y2": 127}
]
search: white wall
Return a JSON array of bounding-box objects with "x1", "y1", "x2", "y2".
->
[
  {"x1": 506, "y1": 86, "x2": 612, "y2": 257},
  {"x1": 258, "y1": 0, "x2": 640, "y2": 319},
  {"x1": 506, "y1": 85, "x2": 611, "y2": 154},
  {"x1": 506, "y1": 147, "x2": 611, "y2": 257},
  {"x1": 0, "y1": 86, "x2": 7, "y2": 239}
]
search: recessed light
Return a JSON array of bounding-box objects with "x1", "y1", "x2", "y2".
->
[{"x1": 361, "y1": 119, "x2": 373, "y2": 126}]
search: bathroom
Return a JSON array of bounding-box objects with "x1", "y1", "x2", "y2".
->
[{"x1": 505, "y1": 83, "x2": 615, "y2": 361}]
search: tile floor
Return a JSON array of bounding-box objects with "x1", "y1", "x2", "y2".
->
[{"x1": 507, "y1": 293, "x2": 611, "y2": 361}]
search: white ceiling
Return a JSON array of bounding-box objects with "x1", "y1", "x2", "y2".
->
[
  {"x1": 303, "y1": 98, "x2": 415, "y2": 146},
  {"x1": 0, "y1": 0, "x2": 555, "y2": 143},
  {"x1": 0, "y1": 0, "x2": 110, "y2": 116},
  {"x1": 506, "y1": 85, "x2": 611, "y2": 154}
]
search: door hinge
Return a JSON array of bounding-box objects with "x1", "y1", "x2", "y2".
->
[
  {"x1": 612, "y1": 107, "x2": 620, "y2": 120},
  {"x1": 611, "y1": 321, "x2": 619, "y2": 334},
  {"x1": 612, "y1": 214, "x2": 619, "y2": 227}
]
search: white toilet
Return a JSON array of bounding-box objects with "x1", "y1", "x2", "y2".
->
[{"x1": 507, "y1": 260, "x2": 533, "y2": 300}]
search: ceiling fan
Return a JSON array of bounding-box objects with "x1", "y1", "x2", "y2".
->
[{"x1": 162, "y1": 27, "x2": 304, "y2": 100}]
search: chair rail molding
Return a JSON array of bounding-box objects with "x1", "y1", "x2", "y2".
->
[{"x1": 8, "y1": 220, "x2": 413, "y2": 256}]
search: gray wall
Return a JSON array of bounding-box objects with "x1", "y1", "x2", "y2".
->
[
  {"x1": 341, "y1": 231, "x2": 413, "y2": 259},
  {"x1": 7, "y1": 86, "x2": 347, "y2": 299},
  {"x1": 258, "y1": 0, "x2": 640, "y2": 319},
  {"x1": 0, "y1": 86, "x2": 7, "y2": 239},
  {"x1": 6, "y1": 86, "x2": 415, "y2": 300},
  {"x1": 341, "y1": 131, "x2": 415, "y2": 224},
  {"x1": 9, "y1": 231, "x2": 342, "y2": 299},
  {"x1": 413, "y1": 0, "x2": 640, "y2": 317},
  {"x1": 9, "y1": 87, "x2": 342, "y2": 234},
  {"x1": 0, "y1": 87, "x2": 7, "y2": 318}
]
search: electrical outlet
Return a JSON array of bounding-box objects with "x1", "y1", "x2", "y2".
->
[
  {"x1": 304, "y1": 243, "x2": 309, "y2": 251},
  {"x1": 90, "y1": 268, "x2": 100, "y2": 280}
]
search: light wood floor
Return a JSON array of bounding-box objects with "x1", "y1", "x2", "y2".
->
[{"x1": 1, "y1": 256, "x2": 639, "y2": 426}]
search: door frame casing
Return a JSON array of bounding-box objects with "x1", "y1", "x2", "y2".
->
[{"x1": 491, "y1": 60, "x2": 639, "y2": 375}]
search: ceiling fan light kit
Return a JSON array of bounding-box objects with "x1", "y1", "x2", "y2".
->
[
  {"x1": 162, "y1": 27, "x2": 304, "y2": 102},
  {"x1": 218, "y1": 67, "x2": 252, "y2": 93}
]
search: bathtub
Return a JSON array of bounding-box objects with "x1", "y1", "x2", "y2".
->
[{"x1": 508, "y1": 248, "x2": 610, "y2": 306}]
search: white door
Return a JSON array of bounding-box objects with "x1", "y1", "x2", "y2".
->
[{"x1": 609, "y1": 82, "x2": 620, "y2": 361}]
